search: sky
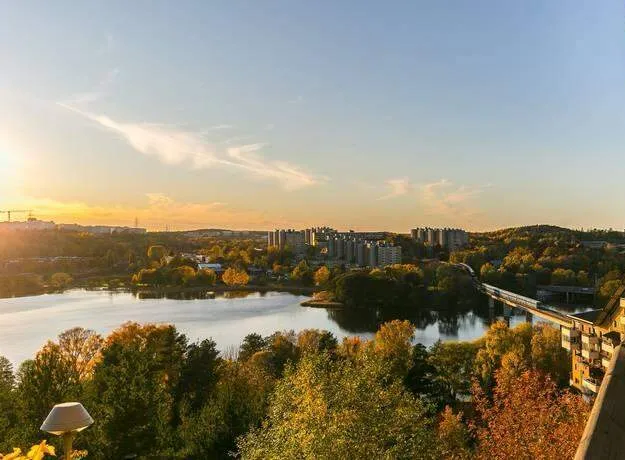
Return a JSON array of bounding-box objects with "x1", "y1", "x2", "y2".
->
[{"x1": 1, "y1": 1, "x2": 624, "y2": 232}]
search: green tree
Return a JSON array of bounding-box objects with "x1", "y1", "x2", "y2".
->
[
  {"x1": 170, "y1": 265, "x2": 196, "y2": 286},
  {"x1": 14, "y1": 343, "x2": 83, "y2": 444},
  {"x1": 195, "y1": 268, "x2": 217, "y2": 286},
  {"x1": 428, "y1": 341, "x2": 477, "y2": 402},
  {"x1": 179, "y1": 360, "x2": 274, "y2": 458},
  {"x1": 0, "y1": 356, "x2": 17, "y2": 451},
  {"x1": 237, "y1": 353, "x2": 438, "y2": 459},
  {"x1": 530, "y1": 323, "x2": 570, "y2": 386},
  {"x1": 374, "y1": 320, "x2": 415, "y2": 377},
  {"x1": 551, "y1": 268, "x2": 576, "y2": 285},
  {"x1": 238, "y1": 334, "x2": 268, "y2": 361},
  {"x1": 49, "y1": 272, "x2": 73, "y2": 289},
  {"x1": 291, "y1": 261, "x2": 313, "y2": 285},
  {"x1": 86, "y1": 341, "x2": 174, "y2": 458}
]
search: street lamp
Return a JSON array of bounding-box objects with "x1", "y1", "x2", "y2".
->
[{"x1": 41, "y1": 402, "x2": 93, "y2": 459}]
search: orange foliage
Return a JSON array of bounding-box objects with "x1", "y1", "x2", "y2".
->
[{"x1": 473, "y1": 370, "x2": 589, "y2": 460}]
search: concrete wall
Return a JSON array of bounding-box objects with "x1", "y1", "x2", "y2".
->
[{"x1": 575, "y1": 344, "x2": 625, "y2": 459}]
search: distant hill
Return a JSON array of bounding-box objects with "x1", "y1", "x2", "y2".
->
[{"x1": 472, "y1": 224, "x2": 625, "y2": 244}]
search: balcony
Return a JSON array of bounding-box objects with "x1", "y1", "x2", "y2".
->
[
  {"x1": 602, "y1": 356, "x2": 612, "y2": 369},
  {"x1": 582, "y1": 377, "x2": 601, "y2": 393},
  {"x1": 602, "y1": 341, "x2": 615, "y2": 354},
  {"x1": 582, "y1": 334, "x2": 599, "y2": 346},
  {"x1": 561, "y1": 336, "x2": 581, "y2": 351},
  {"x1": 562, "y1": 327, "x2": 580, "y2": 339},
  {"x1": 582, "y1": 348, "x2": 599, "y2": 360}
]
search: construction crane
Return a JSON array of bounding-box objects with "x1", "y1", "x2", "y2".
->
[{"x1": 0, "y1": 209, "x2": 32, "y2": 222}]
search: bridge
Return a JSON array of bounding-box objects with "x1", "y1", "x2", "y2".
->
[{"x1": 455, "y1": 263, "x2": 572, "y2": 327}]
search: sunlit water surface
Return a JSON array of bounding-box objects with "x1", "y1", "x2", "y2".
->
[{"x1": 0, "y1": 289, "x2": 591, "y2": 366}]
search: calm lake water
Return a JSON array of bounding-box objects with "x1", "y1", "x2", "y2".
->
[{"x1": 0, "y1": 289, "x2": 591, "y2": 366}]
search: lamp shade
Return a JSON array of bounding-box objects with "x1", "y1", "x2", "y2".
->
[{"x1": 40, "y1": 402, "x2": 94, "y2": 435}]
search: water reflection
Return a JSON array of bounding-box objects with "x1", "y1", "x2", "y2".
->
[
  {"x1": 0, "y1": 289, "x2": 596, "y2": 366},
  {"x1": 133, "y1": 289, "x2": 265, "y2": 300}
]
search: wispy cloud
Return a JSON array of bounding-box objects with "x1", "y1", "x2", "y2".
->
[
  {"x1": 420, "y1": 179, "x2": 489, "y2": 223},
  {"x1": 209, "y1": 124, "x2": 234, "y2": 130},
  {"x1": 60, "y1": 68, "x2": 119, "y2": 105},
  {"x1": 378, "y1": 178, "x2": 413, "y2": 200},
  {"x1": 58, "y1": 104, "x2": 325, "y2": 190}
]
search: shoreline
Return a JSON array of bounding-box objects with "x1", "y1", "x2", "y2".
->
[
  {"x1": 132, "y1": 284, "x2": 316, "y2": 296},
  {"x1": 0, "y1": 283, "x2": 317, "y2": 300},
  {"x1": 300, "y1": 299, "x2": 344, "y2": 308}
]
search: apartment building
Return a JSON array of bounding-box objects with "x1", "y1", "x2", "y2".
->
[
  {"x1": 377, "y1": 245, "x2": 402, "y2": 266},
  {"x1": 268, "y1": 227, "x2": 401, "y2": 267},
  {"x1": 562, "y1": 294, "x2": 624, "y2": 395},
  {"x1": 410, "y1": 227, "x2": 469, "y2": 251}
]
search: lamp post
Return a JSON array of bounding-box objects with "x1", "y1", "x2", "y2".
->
[{"x1": 41, "y1": 402, "x2": 93, "y2": 459}]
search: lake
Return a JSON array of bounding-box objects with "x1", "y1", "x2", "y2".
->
[{"x1": 0, "y1": 289, "x2": 590, "y2": 366}]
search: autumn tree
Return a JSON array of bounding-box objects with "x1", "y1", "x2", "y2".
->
[
  {"x1": 373, "y1": 319, "x2": 415, "y2": 377},
  {"x1": 222, "y1": 267, "x2": 250, "y2": 286},
  {"x1": 313, "y1": 265, "x2": 330, "y2": 286},
  {"x1": 57, "y1": 327, "x2": 103, "y2": 381},
  {"x1": 474, "y1": 370, "x2": 589, "y2": 459},
  {"x1": 438, "y1": 406, "x2": 471, "y2": 460},
  {"x1": 296, "y1": 329, "x2": 337, "y2": 355}
]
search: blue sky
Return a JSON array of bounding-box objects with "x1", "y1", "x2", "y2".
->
[{"x1": 1, "y1": 1, "x2": 624, "y2": 231}]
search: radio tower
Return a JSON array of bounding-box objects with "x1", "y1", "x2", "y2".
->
[{"x1": 134, "y1": 216, "x2": 139, "y2": 228}]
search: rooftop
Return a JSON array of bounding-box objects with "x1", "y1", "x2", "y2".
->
[{"x1": 568, "y1": 309, "x2": 602, "y2": 324}]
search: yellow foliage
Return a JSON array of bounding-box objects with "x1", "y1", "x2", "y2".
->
[{"x1": 1, "y1": 441, "x2": 56, "y2": 460}]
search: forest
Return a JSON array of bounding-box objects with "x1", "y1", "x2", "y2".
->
[{"x1": 0, "y1": 319, "x2": 588, "y2": 459}]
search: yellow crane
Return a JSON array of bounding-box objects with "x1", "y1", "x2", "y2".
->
[{"x1": 0, "y1": 209, "x2": 32, "y2": 222}]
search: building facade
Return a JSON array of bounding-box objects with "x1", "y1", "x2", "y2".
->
[
  {"x1": 411, "y1": 227, "x2": 469, "y2": 251},
  {"x1": 562, "y1": 295, "x2": 625, "y2": 395}
]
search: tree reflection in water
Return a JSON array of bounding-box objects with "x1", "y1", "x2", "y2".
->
[{"x1": 327, "y1": 291, "x2": 491, "y2": 336}]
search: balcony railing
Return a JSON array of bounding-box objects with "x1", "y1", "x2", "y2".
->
[
  {"x1": 582, "y1": 377, "x2": 601, "y2": 393},
  {"x1": 602, "y1": 341, "x2": 615, "y2": 354}
]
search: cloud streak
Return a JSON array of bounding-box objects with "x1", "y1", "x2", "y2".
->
[
  {"x1": 58, "y1": 104, "x2": 324, "y2": 190},
  {"x1": 378, "y1": 178, "x2": 413, "y2": 200},
  {"x1": 420, "y1": 178, "x2": 489, "y2": 223}
]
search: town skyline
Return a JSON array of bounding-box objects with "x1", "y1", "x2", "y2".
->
[{"x1": 2, "y1": 1, "x2": 625, "y2": 231}]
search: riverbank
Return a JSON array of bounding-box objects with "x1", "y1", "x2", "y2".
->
[{"x1": 132, "y1": 284, "x2": 317, "y2": 296}]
